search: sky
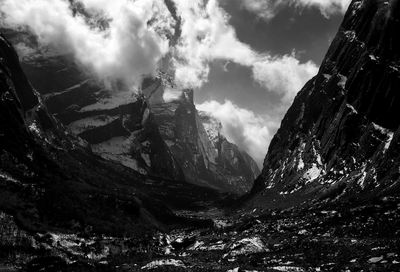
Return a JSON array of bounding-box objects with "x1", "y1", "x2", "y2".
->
[{"x1": 0, "y1": 0, "x2": 350, "y2": 166}]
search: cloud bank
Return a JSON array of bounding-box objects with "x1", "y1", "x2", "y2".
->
[
  {"x1": 197, "y1": 100, "x2": 279, "y2": 167},
  {"x1": 0, "y1": 0, "x2": 317, "y2": 102},
  {"x1": 241, "y1": 0, "x2": 351, "y2": 21},
  {"x1": 0, "y1": 0, "x2": 175, "y2": 89}
]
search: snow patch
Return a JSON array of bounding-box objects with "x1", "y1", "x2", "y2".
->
[
  {"x1": 303, "y1": 164, "x2": 322, "y2": 184},
  {"x1": 69, "y1": 115, "x2": 119, "y2": 135},
  {"x1": 270, "y1": 266, "x2": 305, "y2": 272},
  {"x1": 323, "y1": 74, "x2": 331, "y2": 80},
  {"x1": 141, "y1": 259, "x2": 186, "y2": 270},
  {"x1": 346, "y1": 103, "x2": 358, "y2": 114},
  {"x1": 369, "y1": 54, "x2": 378, "y2": 61},
  {"x1": 0, "y1": 171, "x2": 21, "y2": 185},
  {"x1": 344, "y1": 30, "x2": 356, "y2": 41},
  {"x1": 225, "y1": 237, "x2": 267, "y2": 257},
  {"x1": 80, "y1": 91, "x2": 136, "y2": 112},
  {"x1": 337, "y1": 74, "x2": 347, "y2": 89},
  {"x1": 28, "y1": 122, "x2": 42, "y2": 137},
  {"x1": 92, "y1": 137, "x2": 147, "y2": 174},
  {"x1": 384, "y1": 133, "x2": 394, "y2": 151}
]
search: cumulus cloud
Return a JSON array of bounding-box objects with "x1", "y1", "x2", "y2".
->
[
  {"x1": 253, "y1": 54, "x2": 318, "y2": 103},
  {"x1": 171, "y1": 0, "x2": 256, "y2": 88},
  {"x1": 1, "y1": 0, "x2": 317, "y2": 102},
  {"x1": 197, "y1": 100, "x2": 279, "y2": 167},
  {"x1": 241, "y1": 0, "x2": 351, "y2": 21},
  {"x1": 172, "y1": 0, "x2": 317, "y2": 104},
  {"x1": 0, "y1": 0, "x2": 175, "y2": 90}
]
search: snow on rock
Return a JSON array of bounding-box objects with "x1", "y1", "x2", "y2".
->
[
  {"x1": 344, "y1": 30, "x2": 356, "y2": 41},
  {"x1": 269, "y1": 266, "x2": 306, "y2": 272},
  {"x1": 69, "y1": 115, "x2": 119, "y2": 135},
  {"x1": 199, "y1": 111, "x2": 222, "y2": 144},
  {"x1": 0, "y1": 171, "x2": 21, "y2": 185},
  {"x1": 372, "y1": 122, "x2": 392, "y2": 135},
  {"x1": 213, "y1": 219, "x2": 233, "y2": 229},
  {"x1": 225, "y1": 236, "x2": 268, "y2": 258},
  {"x1": 384, "y1": 132, "x2": 394, "y2": 151},
  {"x1": 79, "y1": 91, "x2": 137, "y2": 112},
  {"x1": 371, "y1": 122, "x2": 394, "y2": 152},
  {"x1": 141, "y1": 259, "x2": 186, "y2": 270},
  {"x1": 337, "y1": 74, "x2": 347, "y2": 89},
  {"x1": 346, "y1": 103, "x2": 358, "y2": 114},
  {"x1": 28, "y1": 121, "x2": 42, "y2": 137},
  {"x1": 303, "y1": 164, "x2": 322, "y2": 184},
  {"x1": 92, "y1": 137, "x2": 147, "y2": 174},
  {"x1": 188, "y1": 241, "x2": 205, "y2": 251},
  {"x1": 368, "y1": 256, "x2": 384, "y2": 263},
  {"x1": 357, "y1": 165, "x2": 368, "y2": 189}
]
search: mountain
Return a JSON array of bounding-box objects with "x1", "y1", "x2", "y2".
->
[
  {"x1": 5, "y1": 30, "x2": 259, "y2": 195},
  {"x1": 248, "y1": 0, "x2": 400, "y2": 208},
  {"x1": 0, "y1": 33, "x2": 183, "y2": 235},
  {"x1": 0, "y1": 32, "x2": 227, "y2": 240},
  {"x1": 149, "y1": 88, "x2": 260, "y2": 194}
]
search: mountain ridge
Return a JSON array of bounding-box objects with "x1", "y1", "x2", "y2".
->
[{"x1": 247, "y1": 0, "x2": 400, "y2": 209}]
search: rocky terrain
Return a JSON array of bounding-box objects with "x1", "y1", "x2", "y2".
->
[{"x1": 1, "y1": 0, "x2": 400, "y2": 271}]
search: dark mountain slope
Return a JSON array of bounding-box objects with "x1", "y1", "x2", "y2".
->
[
  {"x1": 248, "y1": 0, "x2": 400, "y2": 208},
  {"x1": 0, "y1": 33, "x2": 204, "y2": 236}
]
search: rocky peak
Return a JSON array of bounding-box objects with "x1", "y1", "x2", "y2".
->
[{"x1": 249, "y1": 0, "x2": 400, "y2": 208}]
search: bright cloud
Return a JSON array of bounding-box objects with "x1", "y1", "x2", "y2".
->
[
  {"x1": 253, "y1": 54, "x2": 318, "y2": 103},
  {"x1": 1, "y1": 0, "x2": 317, "y2": 102},
  {"x1": 172, "y1": 0, "x2": 317, "y2": 104},
  {"x1": 0, "y1": 0, "x2": 175, "y2": 90},
  {"x1": 241, "y1": 0, "x2": 351, "y2": 21},
  {"x1": 197, "y1": 100, "x2": 279, "y2": 166}
]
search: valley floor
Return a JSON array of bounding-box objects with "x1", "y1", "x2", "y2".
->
[{"x1": 1, "y1": 196, "x2": 400, "y2": 272}]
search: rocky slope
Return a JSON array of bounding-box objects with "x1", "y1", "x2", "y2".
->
[
  {"x1": 5, "y1": 30, "x2": 259, "y2": 194},
  {"x1": 0, "y1": 32, "x2": 188, "y2": 235},
  {"x1": 249, "y1": 0, "x2": 400, "y2": 208}
]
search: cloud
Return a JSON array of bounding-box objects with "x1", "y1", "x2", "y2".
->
[
  {"x1": 241, "y1": 0, "x2": 351, "y2": 21},
  {"x1": 252, "y1": 54, "x2": 318, "y2": 103},
  {"x1": 1, "y1": 0, "x2": 317, "y2": 103},
  {"x1": 171, "y1": 0, "x2": 256, "y2": 88},
  {"x1": 197, "y1": 100, "x2": 279, "y2": 167},
  {"x1": 0, "y1": 0, "x2": 175, "y2": 90},
  {"x1": 240, "y1": 0, "x2": 285, "y2": 21},
  {"x1": 172, "y1": 0, "x2": 317, "y2": 104}
]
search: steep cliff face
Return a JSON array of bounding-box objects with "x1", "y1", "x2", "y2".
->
[
  {"x1": 199, "y1": 112, "x2": 260, "y2": 191},
  {"x1": 150, "y1": 90, "x2": 260, "y2": 194},
  {"x1": 6, "y1": 30, "x2": 259, "y2": 194},
  {"x1": 250, "y1": 0, "x2": 400, "y2": 207}
]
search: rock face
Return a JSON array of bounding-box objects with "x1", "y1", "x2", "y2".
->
[
  {"x1": 7, "y1": 30, "x2": 259, "y2": 194},
  {"x1": 0, "y1": 33, "x2": 184, "y2": 235},
  {"x1": 250, "y1": 0, "x2": 400, "y2": 207},
  {"x1": 150, "y1": 89, "x2": 260, "y2": 194}
]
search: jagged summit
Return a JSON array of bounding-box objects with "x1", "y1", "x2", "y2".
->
[{"x1": 248, "y1": 0, "x2": 400, "y2": 208}]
